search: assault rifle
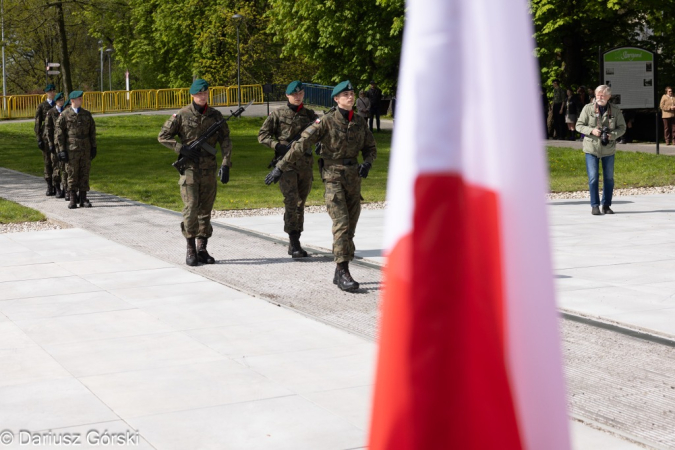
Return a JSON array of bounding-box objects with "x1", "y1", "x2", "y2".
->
[
  {"x1": 267, "y1": 105, "x2": 336, "y2": 168},
  {"x1": 173, "y1": 99, "x2": 254, "y2": 175}
]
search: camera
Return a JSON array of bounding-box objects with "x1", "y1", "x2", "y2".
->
[{"x1": 600, "y1": 126, "x2": 611, "y2": 146}]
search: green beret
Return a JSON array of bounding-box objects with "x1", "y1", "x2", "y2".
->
[
  {"x1": 190, "y1": 79, "x2": 209, "y2": 95},
  {"x1": 331, "y1": 80, "x2": 354, "y2": 98},
  {"x1": 63, "y1": 99, "x2": 71, "y2": 108},
  {"x1": 45, "y1": 84, "x2": 56, "y2": 92},
  {"x1": 69, "y1": 90, "x2": 84, "y2": 99},
  {"x1": 54, "y1": 92, "x2": 64, "y2": 102},
  {"x1": 286, "y1": 81, "x2": 304, "y2": 95}
]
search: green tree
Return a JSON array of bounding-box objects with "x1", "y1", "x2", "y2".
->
[{"x1": 266, "y1": 0, "x2": 403, "y2": 93}]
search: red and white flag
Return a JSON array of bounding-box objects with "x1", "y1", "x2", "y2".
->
[{"x1": 368, "y1": 0, "x2": 570, "y2": 449}]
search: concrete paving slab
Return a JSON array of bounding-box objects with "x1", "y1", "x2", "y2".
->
[
  {"x1": 0, "y1": 276, "x2": 100, "y2": 301},
  {"x1": 14, "y1": 309, "x2": 174, "y2": 346},
  {"x1": 300, "y1": 385, "x2": 373, "y2": 431},
  {"x1": 43, "y1": 331, "x2": 226, "y2": 378},
  {"x1": 127, "y1": 395, "x2": 365, "y2": 450},
  {"x1": 0, "y1": 346, "x2": 71, "y2": 388},
  {"x1": 0, "y1": 262, "x2": 73, "y2": 283},
  {"x1": 79, "y1": 359, "x2": 294, "y2": 418},
  {"x1": 0, "y1": 378, "x2": 119, "y2": 431},
  {"x1": 0, "y1": 291, "x2": 134, "y2": 321}
]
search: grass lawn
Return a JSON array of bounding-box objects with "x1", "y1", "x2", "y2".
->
[
  {"x1": 548, "y1": 147, "x2": 675, "y2": 191},
  {"x1": 0, "y1": 115, "x2": 392, "y2": 211},
  {"x1": 0, "y1": 198, "x2": 46, "y2": 223}
]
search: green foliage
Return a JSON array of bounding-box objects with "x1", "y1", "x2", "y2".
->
[
  {"x1": 532, "y1": 0, "x2": 675, "y2": 94},
  {"x1": 266, "y1": 0, "x2": 404, "y2": 93},
  {"x1": 0, "y1": 198, "x2": 45, "y2": 223},
  {"x1": 0, "y1": 115, "x2": 391, "y2": 210}
]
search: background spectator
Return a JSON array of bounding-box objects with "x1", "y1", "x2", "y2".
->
[
  {"x1": 660, "y1": 86, "x2": 675, "y2": 145},
  {"x1": 564, "y1": 88, "x2": 579, "y2": 140},
  {"x1": 356, "y1": 90, "x2": 370, "y2": 119},
  {"x1": 367, "y1": 81, "x2": 382, "y2": 132},
  {"x1": 551, "y1": 79, "x2": 566, "y2": 139}
]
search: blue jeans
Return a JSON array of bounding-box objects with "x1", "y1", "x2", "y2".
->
[{"x1": 585, "y1": 153, "x2": 614, "y2": 207}]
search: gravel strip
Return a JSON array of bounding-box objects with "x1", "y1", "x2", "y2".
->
[
  {"x1": 212, "y1": 201, "x2": 387, "y2": 219},
  {"x1": 548, "y1": 185, "x2": 675, "y2": 200},
  {"x1": 0, "y1": 220, "x2": 64, "y2": 234}
]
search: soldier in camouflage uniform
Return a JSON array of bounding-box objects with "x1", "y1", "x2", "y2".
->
[
  {"x1": 55, "y1": 90, "x2": 97, "y2": 209},
  {"x1": 158, "y1": 79, "x2": 232, "y2": 266},
  {"x1": 34, "y1": 84, "x2": 57, "y2": 195},
  {"x1": 259, "y1": 81, "x2": 318, "y2": 258},
  {"x1": 44, "y1": 92, "x2": 66, "y2": 199},
  {"x1": 266, "y1": 80, "x2": 376, "y2": 291}
]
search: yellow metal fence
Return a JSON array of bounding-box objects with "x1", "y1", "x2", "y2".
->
[{"x1": 0, "y1": 85, "x2": 263, "y2": 119}]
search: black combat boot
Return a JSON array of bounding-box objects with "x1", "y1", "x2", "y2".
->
[
  {"x1": 288, "y1": 231, "x2": 308, "y2": 258},
  {"x1": 186, "y1": 237, "x2": 198, "y2": 266},
  {"x1": 64, "y1": 188, "x2": 70, "y2": 201},
  {"x1": 55, "y1": 183, "x2": 64, "y2": 198},
  {"x1": 79, "y1": 191, "x2": 92, "y2": 208},
  {"x1": 333, "y1": 265, "x2": 339, "y2": 285},
  {"x1": 67, "y1": 191, "x2": 77, "y2": 209},
  {"x1": 46, "y1": 180, "x2": 55, "y2": 196},
  {"x1": 196, "y1": 237, "x2": 215, "y2": 264},
  {"x1": 336, "y1": 262, "x2": 359, "y2": 291}
]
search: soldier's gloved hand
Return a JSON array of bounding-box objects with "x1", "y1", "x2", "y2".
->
[
  {"x1": 90, "y1": 147, "x2": 97, "y2": 160},
  {"x1": 37, "y1": 140, "x2": 44, "y2": 151},
  {"x1": 178, "y1": 143, "x2": 201, "y2": 162},
  {"x1": 49, "y1": 145, "x2": 55, "y2": 154},
  {"x1": 57, "y1": 150, "x2": 68, "y2": 162},
  {"x1": 274, "y1": 143, "x2": 288, "y2": 156},
  {"x1": 265, "y1": 167, "x2": 283, "y2": 185},
  {"x1": 358, "y1": 162, "x2": 372, "y2": 178},
  {"x1": 218, "y1": 165, "x2": 230, "y2": 184}
]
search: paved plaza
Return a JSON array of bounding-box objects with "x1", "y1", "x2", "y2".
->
[{"x1": 4, "y1": 167, "x2": 675, "y2": 448}]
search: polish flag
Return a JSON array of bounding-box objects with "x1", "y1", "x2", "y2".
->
[{"x1": 368, "y1": 0, "x2": 570, "y2": 448}]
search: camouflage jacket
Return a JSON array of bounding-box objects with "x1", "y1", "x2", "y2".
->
[
  {"x1": 44, "y1": 106, "x2": 64, "y2": 150},
  {"x1": 158, "y1": 103, "x2": 232, "y2": 170},
  {"x1": 34, "y1": 99, "x2": 54, "y2": 144},
  {"x1": 258, "y1": 104, "x2": 318, "y2": 170},
  {"x1": 55, "y1": 107, "x2": 96, "y2": 153},
  {"x1": 278, "y1": 109, "x2": 376, "y2": 181}
]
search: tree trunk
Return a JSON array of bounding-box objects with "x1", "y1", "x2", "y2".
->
[{"x1": 55, "y1": 0, "x2": 72, "y2": 94}]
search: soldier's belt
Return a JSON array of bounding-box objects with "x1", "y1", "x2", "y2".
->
[{"x1": 322, "y1": 158, "x2": 358, "y2": 166}]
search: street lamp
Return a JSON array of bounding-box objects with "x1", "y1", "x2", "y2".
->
[
  {"x1": 98, "y1": 40, "x2": 103, "y2": 92},
  {"x1": 105, "y1": 48, "x2": 113, "y2": 91},
  {"x1": 232, "y1": 13, "x2": 243, "y2": 108}
]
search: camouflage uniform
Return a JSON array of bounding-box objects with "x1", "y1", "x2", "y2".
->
[
  {"x1": 44, "y1": 106, "x2": 66, "y2": 193},
  {"x1": 158, "y1": 103, "x2": 232, "y2": 239},
  {"x1": 34, "y1": 99, "x2": 55, "y2": 183},
  {"x1": 55, "y1": 107, "x2": 96, "y2": 196},
  {"x1": 258, "y1": 104, "x2": 318, "y2": 233},
  {"x1": 278, "y1": 109, "x2": 376, "y2": 263}
]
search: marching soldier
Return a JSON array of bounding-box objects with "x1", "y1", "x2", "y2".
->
[
  {"x1": 265, "y1": 80, "x2": 376, "y2": 291},
  {"x1": 258, "y1": 81, "x2": 318, "y2": 258},
  {"x1": 158, "y1": 79, "x2": 232, "y2": 266},
  {"x1": 44, "y1": 92, "x2": 66, "y2": 199},
  {"x1": 55, "y1": 90, "x2": 97, "y2": 209},
  {"x1": 34, "y1": 83, "x2": 56, "y2": 195}
]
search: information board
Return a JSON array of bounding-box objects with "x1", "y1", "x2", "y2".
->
[{"x1": 602, "y1": 47, "x2": 655, "y2": 109}]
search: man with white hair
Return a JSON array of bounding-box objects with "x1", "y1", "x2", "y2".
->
[{"x1": 575, "y1": 85, "x2": 626, "y2": 216}]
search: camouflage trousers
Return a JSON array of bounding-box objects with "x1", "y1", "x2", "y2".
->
[
  {"x1": 279, "y1": 166, "x2": 313, "y2": 234},
  {"x1": 324, "y1": 169, "x2": 361, "y2": 263},
  {"x1": 66, "y1": 149, "x2": 91, "y2": 191},
  {"x1": 50, "y1": 152, "x2": 64, "y2": 185},
  {"x1": 42, "y1": 149, "x2": 53, "y2": 181},
  {"x1": 179, "y1": 167, "x2": 217, "y2": 239}
]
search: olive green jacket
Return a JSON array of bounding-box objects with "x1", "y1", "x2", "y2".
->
[
  {"x1": 34, "y1": 99, "x2": 54, "y2": 144},
  {"x1": 44, "y1": 106, "x2": 64, "y2": 151},
  {"x1": 278, "y1": 109, "x2": 376, "y2": 180},
  {"x1": 258, "y1": 105, "x2": 318, "y2": 170},
  {"x1": 55, "y1": 107, "x2": 96, "y2": 154},
  {"x1": 575, "y1": 102, "x2": 626, "y2": 157},
  {"x1": 158, "y1": 103, "x2": 232, "y2": 170}
]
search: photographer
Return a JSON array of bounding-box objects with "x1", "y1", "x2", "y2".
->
[{"x1": 575, "y1": 85, "x2": 626, "y2": 216}]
